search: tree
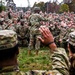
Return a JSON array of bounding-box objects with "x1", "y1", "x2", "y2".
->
[
  {"x1": 68, "y1": 0, "x2": 75, "y2": 12},
  {"x1": 0, "y1": 5, "x2": 6, "y2": 12},
  {"x1": 33, "y1": 2, "x2": 45, "y2": 12},
  {"x1": 59, "y1": 4, "x2": 69, "y2": 13},
  {"x1": 0, "y1": 0, "x2": 6, "y2": 12}
]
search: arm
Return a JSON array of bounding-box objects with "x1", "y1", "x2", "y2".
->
[
  {"x1": 38, "y1": 26, "x2": 70, "y2": 75},
  {"x1": 38, "y1": 26, "x2": 57, "y2": 51}
]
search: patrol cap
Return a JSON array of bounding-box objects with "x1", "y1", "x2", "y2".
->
[
  {"x1": 33, "y1": 7, "x2": 40, "y2": 11},
  {"x1": 68, "y1": 31, "x2": 75, "y2": 46},
  {"x1": 0, "y1": 30, "x2": 18, "y2": 50},
  {"x1": 33, "y1": 7, "x2": 40, "y2": 13}
]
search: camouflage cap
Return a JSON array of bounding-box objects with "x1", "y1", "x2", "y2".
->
[
  {"x1": 33, "y1": 7, "x2": 40, "y2": 11},
  {"x1": 0, "y1": 30, "x2": 18, "y2": 50},
  {"x1": 68, "y1": 31, "x2": 75, "y2": 46},
  {"x1": 33, "y1": 7, "x2": 41, "y2": 13}
]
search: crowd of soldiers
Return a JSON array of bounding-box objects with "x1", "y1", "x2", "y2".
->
[
  {"x1": 0, "y1": 8, "x2": 75, "y2": 75},
  {"x1": 0, "y1": 9, "x2": 75, "y2": 51}
]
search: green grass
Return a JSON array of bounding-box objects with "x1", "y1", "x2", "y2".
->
[{"x1": 18, "y1": 47, "x2": 52, "y2": 72}]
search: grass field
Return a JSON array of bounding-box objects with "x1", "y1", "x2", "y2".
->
[{"x1": 18, "y1": 47, "x2": 52, "y2": 72}]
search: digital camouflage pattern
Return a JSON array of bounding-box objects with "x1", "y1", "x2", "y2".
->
[
  {"x1": 51, "y1": 48, "x2": 70, "y2": 75},
  {"x1": 0, "y1": 30, "x2": 18, "y2": 50},
  {"x1": 29, "y1": 14, "x2": 44, "y2": 26},
  {"x1": 16, "y1": 21, "x2": 29, "y2": 46},
  {"x1": 28, "y1": 13, "x2": 44, "y2": 50}
]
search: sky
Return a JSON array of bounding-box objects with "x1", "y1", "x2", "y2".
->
[{"x1": 13, "y1": 0, "x2": 63, "y2": 7}]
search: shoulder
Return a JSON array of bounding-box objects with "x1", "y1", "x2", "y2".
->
[{"x1": 52, "y1": 48, "x2": 69, "y2": 62}]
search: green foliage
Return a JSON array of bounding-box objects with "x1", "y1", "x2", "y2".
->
[
  {"x1": 0, "y1": 5, "x2": 6, "y2": 12},
  {"x1": 59, "y1": 4, "x2": 69, "y2": 13},
  {"x1": 18, "y1": 47, "x2": 52, "y2": 72},
  {"x1": 33, "y1": 2, "x2": 45, "y2": 12}
]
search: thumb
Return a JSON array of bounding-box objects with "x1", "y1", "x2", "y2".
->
[{"x1": 38, "y1": 37, "x2": 44, "y2": 43}]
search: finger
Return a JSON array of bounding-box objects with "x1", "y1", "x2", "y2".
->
[
  {"x1": 39, "y1": 27, "x2": 46, "y2": 37},
  {"x1": 39, "y1": 26, "x2": 51, "y2": 38},
  {"x1": 42, "y1": 27, "x2": 52, "y2": 38},
  {"x1": 38, "y1": 37, "x2": 44, "y2": 43}
]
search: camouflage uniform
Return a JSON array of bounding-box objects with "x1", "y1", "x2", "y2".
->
[
  {"x1": 8, "y1": 24, "x2": 16, "y2": 31},
  {"x1": 28, "y1": 13, "x2": 44, "y2": 51},
  {"x1": 16, "y1": 19, "x2": 29, "y2": 47},
  {"x1": 58, "y1": 26, "x2": 68, "y2": 48},
  {"x1": 12, "y1": 18, "x2": 20, "y2": 32},
  {"x1": 2, "y1": 19, "x2": 9, "y2": 30},
  {"x1": 7, "y1": 20, "x2": 16, "y2": 31}
]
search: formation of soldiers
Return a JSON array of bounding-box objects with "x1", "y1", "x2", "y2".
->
[
  {"x1": 0, "y1": 7, "x2": 75, "y2": 75},
  {"x1": 0, "y1": 9, "x2": 75, "y2": 51}
]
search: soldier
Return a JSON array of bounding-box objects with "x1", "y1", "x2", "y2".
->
[
  {"x1": 32, "y1": 26, "x2": 75, "y2": 75},
  {"x1": 58, "y1": 21, "x2": 68, "y2": 48},
  {"x1": 28, "y1": 7, "x2": 44, "y2": 55},
  {"x1": 16, "y1": 19, "x2": 29, "y2": 47},
  {"x1": 12, "y1": 18, "x2": 19, "y2": 32},
  {"x1": 0, "y1": 30, "x2": 25, "y2": 75},
  {"x1": 7, "y1": 19, "x2": 16, "y2": 31}
]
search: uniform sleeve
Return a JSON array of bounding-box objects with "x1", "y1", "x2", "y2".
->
[{"x1": 51, "y1": 48, "x2": 70, "y2": 75}]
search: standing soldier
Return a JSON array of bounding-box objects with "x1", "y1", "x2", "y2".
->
[{"x1": 28, "y1": 7, "x2": 44, "y2": 55}]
